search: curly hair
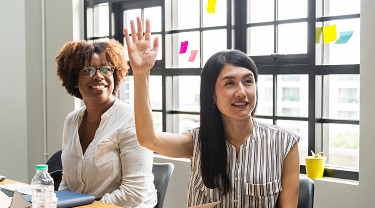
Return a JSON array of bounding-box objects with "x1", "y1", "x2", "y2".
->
[{"x1": 56, "y1": 39, "x2": 129, "y2": 99}]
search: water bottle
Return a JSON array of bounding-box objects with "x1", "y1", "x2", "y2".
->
[{"x1": 31, "y1": 164, "x2": 57, "y2": 208}]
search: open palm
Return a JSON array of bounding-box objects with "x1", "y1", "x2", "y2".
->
[{"x1": 124, "y1": 17, "x2": 159, "y2": 75}]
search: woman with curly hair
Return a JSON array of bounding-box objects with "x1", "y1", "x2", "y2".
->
[{"x1": 55, "y1": 39, "x2": 157, "y2": 207}]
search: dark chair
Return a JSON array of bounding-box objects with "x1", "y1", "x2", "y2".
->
[
  {"x1": 152, "y1": 163, "x2": 174, "y2": 208},
  {"x1": 46, "y1": 150, "x2": 63, "y2": 191},
  {"x1": 298, "y1": 177, "x2": 314, "y2": 208}
]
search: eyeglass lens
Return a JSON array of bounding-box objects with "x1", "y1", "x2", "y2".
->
[{"x1": 82, "y1": 66, "x2": 114, "y2": 77}]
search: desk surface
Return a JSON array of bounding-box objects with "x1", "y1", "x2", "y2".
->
[{"x1": 0, "y1": 179, "x2": 120, "y2": 208}]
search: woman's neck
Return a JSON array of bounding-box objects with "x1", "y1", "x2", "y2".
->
[
  {"x1": 83, "y1": 96, "x2": 116, "y2": 122},
  {"x1": 223, "y1": 117, "x2": 254, "y2": 150}
]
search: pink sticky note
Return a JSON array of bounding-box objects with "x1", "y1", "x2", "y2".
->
[
  {"x1": 188, "y1": 50, "x2": 198, "y2": 62},
  {"x1": 179, "y1": 41, "x2": 188, "y2": 54}
]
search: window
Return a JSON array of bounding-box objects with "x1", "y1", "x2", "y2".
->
[{"x1": 85, "y1": 0, "x2": 360, "y2": 180}]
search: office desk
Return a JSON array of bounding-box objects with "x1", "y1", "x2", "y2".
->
[{"x1": 0, "y1": 179, "x2": 120, "y2": 208}]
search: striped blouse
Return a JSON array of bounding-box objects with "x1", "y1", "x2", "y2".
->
[{"x1": 187, "y1": 119, "x2": 299, "y2": 208}]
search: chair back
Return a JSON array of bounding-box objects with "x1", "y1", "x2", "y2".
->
[
  {"x1": 152, "y1": 163, "x2": 174, "y2": 208},
  {"x1": 298, "y1": 177, "x2": 314, "y2": 208},
  {"x1": 46, "y1": 150, "x2": 63, "y2": 191}
]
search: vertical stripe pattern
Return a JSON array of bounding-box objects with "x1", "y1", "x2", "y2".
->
[{"x1": 187, "y1": 119, "x2": 299, "y2": 208}]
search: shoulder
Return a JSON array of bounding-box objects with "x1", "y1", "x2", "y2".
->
[
  {"x1": 254, "y1": 119, "x2": 300, "y2": 142},
  {"x1": 65, "y1": 107, "x2": 85, "y2": 123},
  {"x1": 187, "y1": 127, "x2": 200, "y2": 139},
  {"x1": 108, "y1": 99, "x2": 134, "y2": 121},
  {"x1": 114, "y1": 98, "x2": 133, "y2": 111}
]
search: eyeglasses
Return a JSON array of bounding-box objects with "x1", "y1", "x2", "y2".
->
[{"x1": 80, "y1": 65, "x2": 115, "y2": 77}]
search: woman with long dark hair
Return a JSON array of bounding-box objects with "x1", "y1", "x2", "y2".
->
[{"x1": 124, "y1": 17, "x2": 300, "y2": 208}]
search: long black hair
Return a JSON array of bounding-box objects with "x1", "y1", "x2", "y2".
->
[{"x1": 199, "y1": 49, "x2": 258, "y2": 195}]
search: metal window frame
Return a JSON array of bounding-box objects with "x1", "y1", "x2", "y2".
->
[{"x1": 84, "y1": 0, "x2": 360, "y2": 180}]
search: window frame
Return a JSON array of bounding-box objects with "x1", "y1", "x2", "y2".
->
[{"x1": 84, "y1": 0, "x2": 360, "y2": 180}]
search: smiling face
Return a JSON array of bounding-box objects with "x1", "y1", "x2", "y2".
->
[
  {"x1": 77, "y1": 52, "x2": 115, "y2": 104},
  {"x1": 214, "y1": 64, "x2": 257, "y2": 121}
]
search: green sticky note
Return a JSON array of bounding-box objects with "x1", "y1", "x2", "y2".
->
[{"x1": 316, "y1": 27, "x2": 323, "y2": 43}]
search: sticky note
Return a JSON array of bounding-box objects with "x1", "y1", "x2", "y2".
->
[
  {"x1": 316, "y1": 27, "x2": 323, "y2": 43},
  {"x1": 179, "y1": 41, "x2": 188, "y2": 54},
  {"x1": 207, "y1": 0, "x2": 216, "y2": 13},
  {"x1": 188, "y1": 50, "x2": 198, "y2": 62},
  {"x1": 323, "y1": 24, "x2": 337, "y2": 44},
  {"x1": 335, "y1": 31, "x2": 353, "y2": 44}
]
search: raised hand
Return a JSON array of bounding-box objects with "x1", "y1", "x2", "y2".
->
[{"x1": 124, "y1": 16, "x2": 159, "y2": 75}]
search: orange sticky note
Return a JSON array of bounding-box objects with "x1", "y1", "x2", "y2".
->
[
  {"x1": 188, "y1": 50, "x2": 198, "y2": 62},
  {"x1": 323, "y1": 24, "x2": 337, "y2": 44},
  {"x1": 179, "y1": 41, "x2": 188, "y2": 54},
  {"x1": 207, "y1": 0, "x2": 216, "y2": 13}
]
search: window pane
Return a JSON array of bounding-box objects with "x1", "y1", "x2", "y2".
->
[
  {"x1": 202, "y1": 30, "x2": 227, "y2": 64},
  {"x1": 247, "y1": 26, "x2": 274, "y2": 55},
  {"x1": 276, "y1": 120, "x2": 308, "y2": 163},
  {"x1": 123, "y1": 9, "x2": 141, "y2": 29},
  {"x1": 203, "y1": 0, "x2": 227, "y2": 27},
  {"x1": 166, "y1": 32, "x2": 201, "y2": 68},
  {"x1": 122, "y1": 76, "x2": 162, "y2": 110},
  {"x1": 176, "y1": 114, "x2": 200, "y2": 133},
  {"x1": 323, "y1": 75, "x2": 360, "y2": 120},
  {"x1": 94, "y1": 4, "x2": 109, "y2": 37},
  {"x1": 178, "y1": 76, "x2": 200, "y2": 112},
  {"x1": 152, "y1": 112, "x2": 163, "y2": 132},
  {"x1": 323, "y1": 0, "x2": 360, "y2": 16},
  {"x1": 278, "y1": 22, "x2": 307, "y2": 54},
  {"x1": 248, "y1": 0, "x2": 274, "y2": 23},
  {"x1": 320, "y1": 19, "x2": 360, "y2": 65},
  {"x1": 144, "y1": 7, "x2": 162, "y2": 32},
  {"x1": 255, "y1": 118, "x2": 273, "y2": 125},
  {"x1": 257, "y1": 75, "x2": 273, "y2": 116},
  {"x1": 278, "y1": 0, "x2": 307, "y2": 20},
  {"x1": 324, "y1": 123, "x2": 359, "y2": 170},
  {"x1": 172, "y1": 0, "x2": 200, "y2": 30},
  {"x1": 277, "y1": 75, "x2": 308, "y2": 117}
]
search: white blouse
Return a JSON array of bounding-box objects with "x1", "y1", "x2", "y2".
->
[{"x1": 59, "y1": 99, "x2": 157, "y2": 207}]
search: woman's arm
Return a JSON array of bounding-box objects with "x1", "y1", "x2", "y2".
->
[
  {"x1": 277, "y1": 143, "x2": 300, "y2": 208},
  {"x1": 124, "y1": 17, "x2": 193, "y2": 158}
]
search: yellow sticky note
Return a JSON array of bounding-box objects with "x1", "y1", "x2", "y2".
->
[
  {"x1": 207, "y1": 0, "x2": 216, "y2": 13},
  {"x1": 323, "y1": 24, "x2": 337, "y2": 44}
]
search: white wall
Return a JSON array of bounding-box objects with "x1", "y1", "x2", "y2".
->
[
  {"x1": 0, "y1": 0, "x2": 81, "y2": 183},
  {"x1": 0, "y1": 0, "x2": 374, "y2": 207},
  {"x1": 0, "y1": 0, "x2": 27, "y2": 181}
]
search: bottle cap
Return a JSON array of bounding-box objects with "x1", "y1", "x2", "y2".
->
[{"x1": 36, "y1": 164, "x2": 48, "y2": 171}]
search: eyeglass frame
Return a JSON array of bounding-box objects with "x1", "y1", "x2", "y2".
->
[{"x1": 80, "y1": 64, "x2": 115, "y2": 77}]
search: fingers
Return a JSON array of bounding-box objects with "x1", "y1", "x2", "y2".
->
[
  {"x1": 123, "y1": 28, "x2": 131, "y2": 48},
  {"x1": 136, "y1": 16, "x2": 143, "y2": 40},
  {"x1": 144, "y1": 19, "x2": 151, "y2": 41},
  {"x1": 124, "y1": 16, "x2": 154, "y2": 48},
  {"x1": 153, "y1": 36, "x2": 159, "y2": 53},
  {"x1": 130, "y1": 20, "x2": 137, "y2": 43}
]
